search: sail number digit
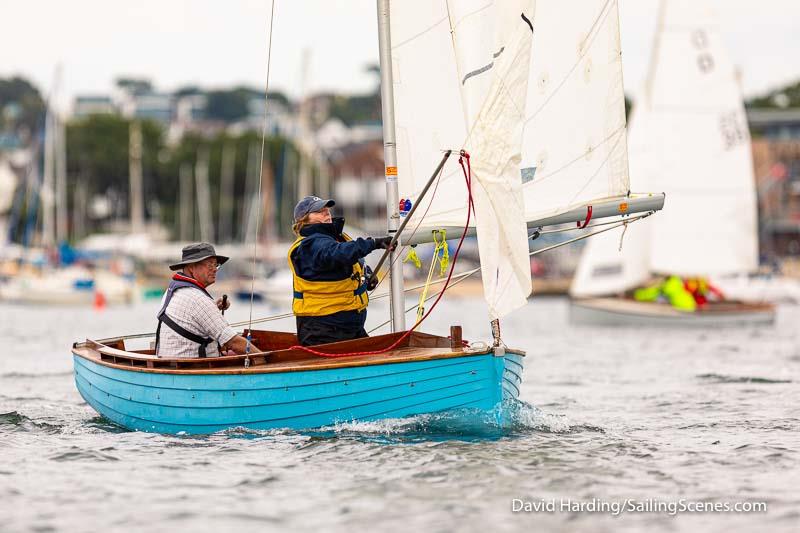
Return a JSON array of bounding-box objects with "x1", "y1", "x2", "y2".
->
[{"x1": 691, "y1": 29, "x2": 714, "y2": 74}]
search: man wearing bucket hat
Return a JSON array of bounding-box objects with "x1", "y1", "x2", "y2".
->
[
  {"x1": 288, "y1": 196, "x2": 395, "y2": 346},
  {"x1": 155, "y1": 242, "x2": 259, "y2": 358}
]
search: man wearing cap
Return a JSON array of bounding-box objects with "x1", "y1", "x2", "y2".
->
[
  {"x1": 156, "y1": 243, "x2": 259, "y2": 358},
  {"x1": 288, "y1": 196, "x2": 395, "y2": 346}
]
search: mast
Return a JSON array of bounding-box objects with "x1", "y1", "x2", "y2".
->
[
  {"x1": 219, "y1": 143, "x2": 236, "y2": 243},
  {"x1": 239, "y1": 139, "x2": 261, "y2": 244},
  {"x1": 241, "y1": 142, "x2": 259, "y2": 243},
  {"x1": 41, "y1": 102, "x2": 55, "y2": 247},
  {"x1": 376, "y1": 0, "x2": 406, "y2": 331},
  {"x1": 129, "y1": 120, "x2": 145, "y2": 234},
  {"x1": 259, "y1": 148, "x2": 275, "y2": 244},
  {"x1": 72, "y1": 179, "x2": 87, "y2": 241},
  {"x1": 315, "y1": 149, "x2": 330, "y2": 201},
  {"x1": 55, "y1": 113, "x2": 68, "y2": 243},
  {"x1": 195, "y1": 147, "x2": 213, "y2": 243},
  {"x1": 179, "y1": 162, "x2": 192, "y2": 241}
]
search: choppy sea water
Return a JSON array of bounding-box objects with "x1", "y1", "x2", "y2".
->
[{"x1": 1, "y1": 297, "x2": 798, "y2": 532}]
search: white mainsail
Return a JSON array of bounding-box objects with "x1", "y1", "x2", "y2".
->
[
  {"x1": 570, "y1": 0, "x2": 757, "y2": 298},
  {"x1": 391, "y1": 0, "x2": 535, "y2": 319},
  {"x1": 522, "y1": 0, "x2": 630, "y2": 221},
  {"x1": 391, "y1": 0, "x2": 633, "y2": 318},
  {"x1": 645, "y1": 0, "x2": 757, "y2": 276}
]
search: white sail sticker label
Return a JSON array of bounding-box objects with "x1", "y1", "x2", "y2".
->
[{"x1": 385, "y1": 166, "x2": 398, "y2": 182}]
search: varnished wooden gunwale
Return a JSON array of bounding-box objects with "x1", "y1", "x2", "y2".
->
[{"x1": 72, "y1": 329, "x2": 526, "y2": 375}]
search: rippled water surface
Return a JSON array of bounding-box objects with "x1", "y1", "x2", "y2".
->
[{"x1": 1, "y1": 298, "x2": 798, "y2": 532}]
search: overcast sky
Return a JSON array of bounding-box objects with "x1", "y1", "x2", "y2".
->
[{"x1": 1, "y1": 0, "x2": 798, "y2": 112}]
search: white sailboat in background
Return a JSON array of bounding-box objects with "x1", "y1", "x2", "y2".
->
[{"x1": 569, "y1": 0, "x2": 775, "y2": 326}]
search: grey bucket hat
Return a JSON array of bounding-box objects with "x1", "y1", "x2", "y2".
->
[
  {"x1": 293, "y1": 196, "x2": 335, "y2": 222},
  {"x1": 169, "y1": 242, "x2": 229, "y2": 271}
]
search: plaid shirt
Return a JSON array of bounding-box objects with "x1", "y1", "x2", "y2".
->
[{"x1": 156, "y1": 287, "x2": 237, "y2": 358}]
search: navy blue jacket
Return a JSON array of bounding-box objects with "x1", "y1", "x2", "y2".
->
[
  {"x1": 290, "y1": 218, "x2": 377, "y2": 328},
  {"x1": 291, "y1": 218, "x2": 377, "y2": 282}
]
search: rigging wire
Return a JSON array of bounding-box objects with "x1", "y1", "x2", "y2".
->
[{"x1": 533, "y1": 214, "x2": 637, "y2": 236}]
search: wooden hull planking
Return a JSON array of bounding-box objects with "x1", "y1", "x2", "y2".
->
[{"x1": 72, "y1": 331, "x2": 524, "y2": 435}]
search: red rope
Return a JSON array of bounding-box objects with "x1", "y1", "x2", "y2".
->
[
  {"x1": 458, "y1": 150, "x2": 476, "y2": 216},
  {"x1": 288, "y1": 151, "x2": 475, "y2": 358},
  {"x1": 577, "y1": 205, "x2": 593, "y2": 229}
]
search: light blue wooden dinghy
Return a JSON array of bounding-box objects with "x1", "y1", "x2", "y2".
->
[{"x1": 72, "y1": 330, "x2": 524, "y2": 435}]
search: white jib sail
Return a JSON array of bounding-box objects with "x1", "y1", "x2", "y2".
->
[
  {"x1": 643, "y1": 0, "x2": 758, "y2": 276},
  {"x1": 569, "y1": 217, "x2": 653, "y2": 298},
  {"x1": 522, "y1": 0, "x2": 631, "y2": 221},
  {"x1": 392, "y1": 0, "x2": 535, "y2": 319}
]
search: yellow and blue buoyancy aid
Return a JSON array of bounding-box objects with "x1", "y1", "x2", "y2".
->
[{"x1": 287, "y1": 232, "x2": 369, "y2": 317}]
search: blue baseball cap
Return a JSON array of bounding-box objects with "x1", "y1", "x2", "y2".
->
[{"x1": 293, "y1": 196, "x2": 335, "y2": 221}]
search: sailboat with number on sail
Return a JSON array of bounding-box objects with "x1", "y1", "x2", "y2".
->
[
  {"x1": 71, "y1": 0, "x2": 664, "y2": 434},
  {"x1": 569, "y1": 0, "x2": 774, "y2": 326}
]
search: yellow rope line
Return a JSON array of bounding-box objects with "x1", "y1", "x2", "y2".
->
[{"x1": 416, "y1": 230, "x2": 449, "y2": 321}]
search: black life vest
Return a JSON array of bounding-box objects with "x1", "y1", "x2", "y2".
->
[{"x1": 155, "y1": 274, "x2": 218, "y2": 358}]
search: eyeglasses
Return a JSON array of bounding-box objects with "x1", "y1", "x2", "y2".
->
[{"x1": 202, "y1": 261, "x2": 221, "y2": 271}]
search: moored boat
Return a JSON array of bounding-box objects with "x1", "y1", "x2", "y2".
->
[
  {"x1": 570, "y1": 297, "x2": 775, "y2": 327},
  {"x1": 0, "y1": 265, "x2": 135, "y2": 305},
  {"x1": 72, "y1": 329, "x2": 523, "y2": 434}
]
